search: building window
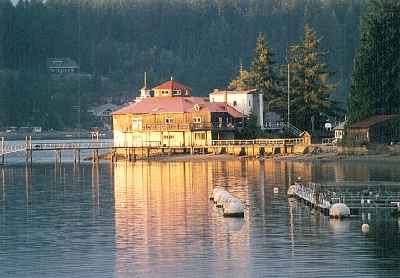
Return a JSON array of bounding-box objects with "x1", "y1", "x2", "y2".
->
[
  {"x1": 193, "y1": 117, "x2": 201, "y2": 123},
  {"x1": 132, "y1": 118, "x2": 142, "y2": 130},
  {"x1": 172, "y1": 90, "x2": 181, "y2": 96},
  {"x1": 233, "y1": 101, "x2": 237, "y2": 106},
  {"x1": 194, "y1": 133, "x2": 206, "y2": 140},
  {"x1": 165, "y1": 118, "x2": 173, "y2": 124},
  {"x1": 162, "y1": 90, "x2": 169, "y2": 95}
]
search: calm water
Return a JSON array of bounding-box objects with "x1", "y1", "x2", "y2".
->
[{"x1": 1, "y1": 158, "x2": 400, "y2": 277}]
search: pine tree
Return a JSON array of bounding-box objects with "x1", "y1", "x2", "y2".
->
[
  {"x1": 287, "y1": 24, "x2": 337, "y2": 132},
  {"x1": 250, "y1": 33, "x2": 282, "y2": 111},
  {"x1": 347, "y1": 0, "x2": 400, "y2": 123},
  {"x1": 228, "y1": 63, "x2": 253, "y2": 90}
]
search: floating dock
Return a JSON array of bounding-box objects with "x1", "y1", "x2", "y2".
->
[{"x1": 288, "y1": 181, "x2": 400, "y2": 217}]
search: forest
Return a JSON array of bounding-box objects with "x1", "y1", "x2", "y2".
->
[{"x1": 0, "y1": 0, "x2": 364, "y2": 129}]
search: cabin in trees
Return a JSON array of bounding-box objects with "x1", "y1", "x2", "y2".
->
[
  {"x1": 209, "y1": 89, "x2": 264, "y2": 129},
  {"x1": 47, "y1": 58, "x2": 79, "y2": 74},
  {"x1": 346, "y1": 115, "x2": 400, "y2": 144},
  {"x1": 112, "y1": 79, "x2": 245, "y2": 148}
]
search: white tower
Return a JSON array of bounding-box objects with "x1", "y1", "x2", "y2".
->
[{"x1": 138, "y1": 72, "x2": 152, "y2": 100}]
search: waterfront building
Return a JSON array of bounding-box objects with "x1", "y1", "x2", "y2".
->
[
  {"x1": 112, "y1": 79, "x2": 245, "y2": 148},
  {"x1": 209, "y1": 89, "x2": 264, "y2": 129},
  {"x1": 47, "y1": 58, "x2": 79, "y2": 74},
  {"x1": 333, "y1": 121, "x2": 346, "y2": 142},
  {"x1": 346, "y1": 115, "x2": 400, "y2": 144}
]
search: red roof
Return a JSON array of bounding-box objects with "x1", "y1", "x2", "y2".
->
[
  {"x1": 113, "y1": 97, "x2": 245, "y2": 118},
  {"x1": 349, "y1": 115, "x2": 400, "y2": 128},
  {"x1": 153, "y1": 80, "x2": 191, "y2": 91}
]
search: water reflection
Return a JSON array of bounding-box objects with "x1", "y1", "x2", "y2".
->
[
  {"x1": 113, "y1": 161, "x2": 251, "y2": 277},
  {"x1": 0, "y1": 158, "x2": 400, "y2": 277}
]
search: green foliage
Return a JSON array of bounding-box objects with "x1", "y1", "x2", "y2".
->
[
  {"x1": 250, "y1": 34, "x2": 282, "y2": 110},
  {"x1": 0, "y1": 0, "x2": 364, "y2": 128},
  {"x1": 286, "y1": 24, "x2": 338, "y2": 132},
  {"x1": 228, "y1": 64, "x2": 253, "y2": 90},
  {"x1": 236, "y1": 111, "x2": 260, "y2": 139},
  {"x1": 347, "y1": 0, "x2": 400, "y2": 123}
]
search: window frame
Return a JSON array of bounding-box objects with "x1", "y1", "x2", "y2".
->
[
  {"x1": 131, "y1": 118, "x2": 142, "y2": 130},
  {"x1": 165, "y1": 118, "x2": 174, "y2": 124}
]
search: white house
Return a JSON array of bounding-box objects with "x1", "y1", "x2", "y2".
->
[
  {"x1": 209, "y1": 89, "x2": 264, "y2": 128},
  {"x1": 333, "y1": 121, "x2": 346, "y2": 141}
]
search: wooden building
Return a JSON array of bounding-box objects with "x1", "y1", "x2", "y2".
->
[
  {"x1": 112, "y1": 79, "x2": 244, "y2": 149},
  {"x1": 347, "y1": 115, "x2": 400, "y2": 144}
]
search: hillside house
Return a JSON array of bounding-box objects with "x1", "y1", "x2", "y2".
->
[
  {"x1": 47, "y1": 58, "x2": 79, "y2": 74},
  {"x1": 112, "y1": 80, "x2": 244, "y2": 148}
]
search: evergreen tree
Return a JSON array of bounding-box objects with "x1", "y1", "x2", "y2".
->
[
  {"x1": 250, "y1": 34, "x2": 282, "y2": 111},
  {"x1": 347, "y1": 0, "x2": 400, "y2": 123},
  {"x1": 287, "y1": 24, "x2": 337, "y2": 132},
  {"x1": 228, "y1": 64, "x2": 253, "y2": 90}
]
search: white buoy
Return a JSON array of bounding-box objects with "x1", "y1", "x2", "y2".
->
[
  {"x1": 287, "y1": 185, "x2": 297, "y2": 197},
  {"x1": 210, "y1": 187, "x2": 224, "y2": 201},
  {"x1": 329, "y1": 203, "x2": 350, "y2": 219},
  {"x1": 223, "y1": 197, "x2": 244, "y2": 217},
  {"x1": 273, "y1": 187, "x2": 279, "y2": 194},
  {"x1": 361, "y1": 223, "x2": 370, "y2": 233},
  {"x1": 215, "y1": 191, "x2": 233, "y2": 208}
]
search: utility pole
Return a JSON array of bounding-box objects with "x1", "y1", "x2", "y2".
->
[{"x1": 287, "y1": 63, "x2": 290, "y2": 125}]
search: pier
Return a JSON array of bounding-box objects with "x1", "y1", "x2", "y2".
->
[
  {"x1": 288, "y1": 181, "x2": 400, "y2": 216},
  {"x1": 0, "y1": 136, "x2": 307, "y2": 165}
]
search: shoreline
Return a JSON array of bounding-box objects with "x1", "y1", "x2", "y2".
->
[
  {"x1": 98, "y1": 151, "x2": 400, "y2": 163},
  {"x1": 276, "y1": 152, "x2": 400, "y2": 163}
]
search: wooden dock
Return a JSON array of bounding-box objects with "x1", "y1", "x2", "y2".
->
[
  {"x1": 1, "y1": 136, "x2": 307, "y2": 165},
  {"x1": 288, "y1": 182, "x2": 332, "y2": 214},
  {"x1": 288, "y1": 181, "x2": 400, "y2": 216}
]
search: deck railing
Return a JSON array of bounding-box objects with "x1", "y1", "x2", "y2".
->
[
  {"x1": 1, "y1": 137, "x2": 305, "y2": 156},
  {"x1": 0, "y1": 144, "x2": 26, "y2": 155},
  {"x1": 28, "y1": 142, "x2": 113, "y2": 151},
  {"x1": 141, "y1": 122, "x2": 235, "y2": 131},
  {"x1": 210, "y1": 138, "x2": 304, "y2": 146}
]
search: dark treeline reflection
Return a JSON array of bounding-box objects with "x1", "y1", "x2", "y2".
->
[{"x1": 0, "y1": 0, "x2": 362, "y2": 128}]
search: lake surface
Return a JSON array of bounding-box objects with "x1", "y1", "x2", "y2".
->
[{"x1": 1, "y1": 158, "x2": 400, "y2": 277}]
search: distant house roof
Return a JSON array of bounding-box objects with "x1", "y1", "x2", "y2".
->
[
  {"x1": 47, "y1": 58, "x2": 79, "y2": 69},
  {"x1": 209, "y1": 89, "x2": 257, "y2": 96},
  {"x1": 113, "y1": 97, "x2": 245, "y2": 118},
  {"x1": 89, "y1": 103, "x2": 120, "y2": 117},
  {"x1": 349, "y1": 115, "x2": 400, "y2": 129},
  {"x1": 153, "y1": 80, "x2": 191, "y2": 91}
]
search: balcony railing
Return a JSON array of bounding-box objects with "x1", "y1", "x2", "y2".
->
[{"x1": 140, "y1": 122, "x2": 236, "y2": 131}]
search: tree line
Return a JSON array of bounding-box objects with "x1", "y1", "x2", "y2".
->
[
  {"x1": 347, "y1": 0, "x2": 400, "y2": 123},
  {"x1": 0, "y1": 0, "x2": 364, "y2": 129},
  {"x1": 231, "y1": 24, "x2": 338, "y2": 133}
]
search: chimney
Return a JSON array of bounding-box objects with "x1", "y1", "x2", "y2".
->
[{"x1": 259, "y1": 92, "x2": 264, "y2": 129}]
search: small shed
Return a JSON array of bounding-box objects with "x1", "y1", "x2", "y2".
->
[{"x1": 347, "y1": 115, "x2": 400, "y2": 144}]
